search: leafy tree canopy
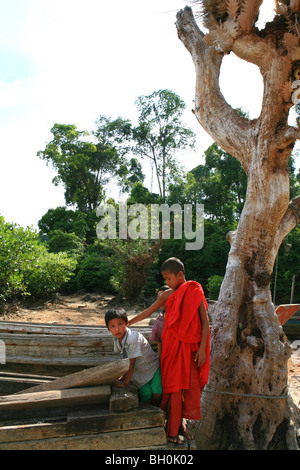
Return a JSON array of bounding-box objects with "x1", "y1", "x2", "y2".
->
[
  {"x1": 38, "y1": 121, "x2": 129, "y2": 213},
  {"x1": 132, "y1": 89, "x2": 196, "y2": 200}
]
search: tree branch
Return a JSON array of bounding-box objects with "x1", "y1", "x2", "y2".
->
[
  {"x1": 274, "y1": 125, "x2": 300, "y2": 150},
  {"x1": 231, "y1": 34, "x2": 271, "y2": 68},
  {"x1": 275, "y1": 195, "x2": 300, "y2": 248},
  {"x1": 176, "y1": 7, "x2": 252, "y2": 172}
]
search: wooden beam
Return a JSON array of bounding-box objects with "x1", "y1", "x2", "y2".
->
[
  {"x1": 0, "y1": 404, "x2": 105, "y2": 424},
  {"x1": 67, "y1": 406, "x2": 165, "y2": 435},
  {"x1": 15, "y1": 358, "x2": 129, "y2": 395},
  {"x1": 0, "y1": 427, "x2": 167, "y2": 450},
  {"x1": 0, "y1": 385, "x2": 111, "y2": 411},
  {"x1": 0, "y1": 421, "x2": 67, "y2": 443},
  {"x1": 0, "y1": 406, "x2": 165, "y2": 443},
  {"x1": 109, "y1": 383, "x2": 139, "y2": 412}
]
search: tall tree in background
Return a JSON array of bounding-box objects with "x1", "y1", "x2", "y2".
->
[
  {"x1": 38, "y1": 122, "x2": 128, "y2": 213},
  {"x1": 133, "y1": 89, "x2": 196, "y2": 201},
  {"x1": 176, "y1": 1, "x2": 300, "y2": 449}
]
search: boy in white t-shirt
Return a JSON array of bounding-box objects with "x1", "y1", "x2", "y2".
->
[{"x1": 105, "y1": 307, "x2": 162, "y2": 406}]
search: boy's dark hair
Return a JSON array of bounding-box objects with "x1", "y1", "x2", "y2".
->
[
  {"x1": 161, "y1": 257, "x2": 185, "y2": 275},
  {"x1": 158, "y1": 285, "x2": 171, "y2": 293},
  {"x1": 105, "y1": 307, "x2": 128, "y2": 327}
]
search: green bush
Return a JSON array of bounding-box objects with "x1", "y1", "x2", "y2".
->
[
  {"x1": 22, "y1": 251, "x2": 77, "y2": 297},
  {"x1": 76, "y1": 252, "x2": 116, "y2": 293},
  {"x1": 47, "y1": 229, "x2": 85, "y2": 256},
  {"x1": 0, "y1": 216, "x2": 77, "y2": 301}
]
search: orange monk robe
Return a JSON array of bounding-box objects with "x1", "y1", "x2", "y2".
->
[{"x1": 160, "y1": 281, "x2": 210, "y2": 427}]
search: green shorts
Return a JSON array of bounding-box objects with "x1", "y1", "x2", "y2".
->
[{"x1": 138, "y1": 368, "x2": 163, "y2": 403}]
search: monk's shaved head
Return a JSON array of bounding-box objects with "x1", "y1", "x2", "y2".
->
[{"x1": 161, "y1": 257, "x2": 185, "y2": 275}]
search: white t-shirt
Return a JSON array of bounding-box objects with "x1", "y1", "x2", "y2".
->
[{"x1": 113, "y1": 328, "x2": 159, "y2": 388}]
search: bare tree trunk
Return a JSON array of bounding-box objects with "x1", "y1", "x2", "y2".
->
[{"x1": 176, "y1": 6, "x2": 300, "y2": 449}]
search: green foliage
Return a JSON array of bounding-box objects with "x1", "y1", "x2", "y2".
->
[
  {"x1": 289, "y1": 154, "x2": 300, "y2": 199},
  {"x1": 76, "y1": 251, "x2": 116, "y2": 293},
  {"x1": 167, "y1": 172, "x2": 203, "y2": 206},
  {"x1": 133, "y1": 89, "x2": 196, "y2": 200},
  {"x1": 271, "y1": 226, "x2": 300, "y2": 303},
  {"x1": 122, "y1": 158, "x2": 145, "y2": 193},
  {"x1": 0, "y1": 217, "x2": 26, "y2": 300},
  {"x1": 0, "y1": 216, "x2": 77, "y2": 302},
  {"x1": 38, "y1": 121, "x2": 129, "y2": 213},
  {"x1": 107, "y1": 238, "x2": 162, "y2": 299},
  {"x1": 155, "y1": 221, "x2": 231, "y2": 296},
  {"x1": 38, "y1": 207, "x2": 89, "y2": 239},
  {"x1": 190, "y1": 142, "x2": 247, "y2": 224},
  {"x1": 38, "y1": 207, "x2": 97, "y2": 245},
  {"x1": 22, "y1": 251, "x2": 77, "y2": 297},
  {"x1": 207, "y1": 274, "x2": 224, "y2": 300},
  {"x1": 47, "y1": 230, "x2": 85, "y2": 257},
  {"x1": 127, "y1": 182, "x2": 161, "y2": 205},
  {"x1": 32, "y1": 93, "x2": 300, "y2": 303}
]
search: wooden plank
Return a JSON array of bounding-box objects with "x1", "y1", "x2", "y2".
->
[
  {"x1": 0, "y1": 332, "x2": 114, "y2": 352},
  {"x1": 0, "y1": 371, "x2": 56, "y2": 380},
  {"x1": 67, "y1": 406, "x2": 165, "y2": 434},
  {"x1": 0, "y1": 385, "x2": 111, "y2": 411},
  {"x1": 0, "y1": 362, "x2": 119, "y2": 378},
  {"x1": 0, "y1": 358, "x2": 116, "y2": 370},
  {"x1": 0, "y1": 421, "x2": 67, "y2": 443},
  {"x1": 0, "y1": 362, "x2": 93, "y2": 378},
  {"x1": 15, "y1": 359, "x2": 129, "y2": 395},
  {"x1": 0, "y1": 427, "x2": 167, "y2": 450},
  {"x1": 0, "y1": 321, "x2": 152, "y2": 337},
  {"x1": 0, "y1": 406, "x2": 165, "y2": 443},
  {"x1": 0, "y1": 321, "x2": 101, "y2": 336},
  {"x1": 0, "y1": 403, "x2": 107, "y2": 424},
  {"x1": 109, "y1": 383, "x2": 139, "y2": 412}
]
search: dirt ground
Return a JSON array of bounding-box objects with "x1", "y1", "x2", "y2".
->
[{"x1": 1, "y1": 292, "x2": 300, "y2": 409}]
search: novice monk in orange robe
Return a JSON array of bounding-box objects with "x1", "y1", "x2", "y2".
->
[{"x1": 128, "y1": 257, "x2": 210, "y2": 445}]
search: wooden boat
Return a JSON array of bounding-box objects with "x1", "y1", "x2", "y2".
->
[
  {"x1": 276, "y1": 304, "x2": 300, "y2": 326},
  {"x1": 0, "y1": 323, "x2": 153, "y2": 378},
  {"x1": 276, "y1": 304, "x2": 300, "y2": 337},
  {"x1": 0, "y1": 320, "x2": 151, "y2": 337},
  {"x1": 0, "y1": 320, "x2": 108, "y2": 336}
]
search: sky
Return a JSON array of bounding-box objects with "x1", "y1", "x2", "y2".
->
[{"x1": 0, "y1": 0, "x2": 298, "y2": 229}]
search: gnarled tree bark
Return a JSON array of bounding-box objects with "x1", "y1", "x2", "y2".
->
[{"x1": 176, "y1": 4, "x2": 300, "y2": 449}]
